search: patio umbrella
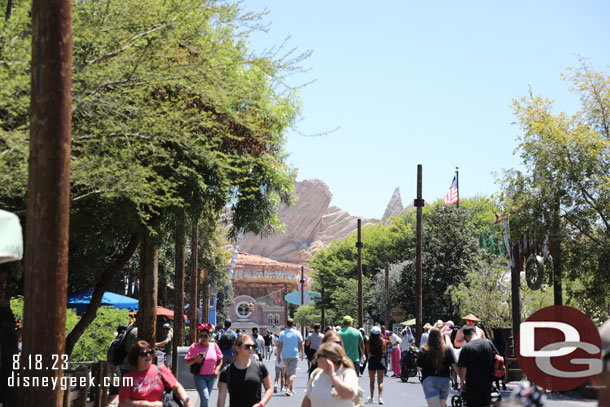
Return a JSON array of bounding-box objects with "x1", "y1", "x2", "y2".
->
[
  {"x1": 67, "y1": 290, "x2": 139, "y2": 313},
  {"x1": 0, "y1": 209, "x2": 23, "y2": 264},
  {"x1": 400, "y1": 318, "x2": 416, "y2": 326}
]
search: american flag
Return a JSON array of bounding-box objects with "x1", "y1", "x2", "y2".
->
[{"x1": 444, "y1": 175, "x2": 458, "y2": 205}]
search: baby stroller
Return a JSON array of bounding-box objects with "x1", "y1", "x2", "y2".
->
[
  {"x1": 400, "y1": 345, "x2": 421, "y2": 383},
  {"x1": 450, "y1": 381, "x2": 502, "y2": 407}
]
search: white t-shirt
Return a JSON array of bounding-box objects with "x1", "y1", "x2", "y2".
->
[
  {"x1": 390, "y1": 333, "x2": 402, "y2": 350},
  {"x1": 400, "y1": 336, "x2": 410, "y2": 352},
  {"x1": 305, "y1": 367, "x2": 358, "y2": 407}
]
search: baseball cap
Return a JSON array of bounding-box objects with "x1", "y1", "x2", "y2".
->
[
  {"x1": 371, "y1": 326, "x2": 381, "y2": 334},
  {"x1": 163, "y1": 323, "x2": 171, "y2": 329},
  {"x1": 445, "y1": 320, "x2": 455, "y2": 328},
  {"x1": 341, "y1": 315, "x2": 353, "y2": 325}
]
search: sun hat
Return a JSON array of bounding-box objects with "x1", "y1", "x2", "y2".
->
[{"x1": 463, "y1": 314, "x2": 481, "y2": 322}]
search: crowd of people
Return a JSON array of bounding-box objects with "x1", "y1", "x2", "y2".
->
[{"x1": 103, "y1": 312, "x2": 610, "y2": 407}]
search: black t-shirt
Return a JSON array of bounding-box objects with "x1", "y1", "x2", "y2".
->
[
  {"x1": 416, "y1": 347, "x2": 456, "y2": 380},
  {"x1": 219, "y1": 361, "x2": 269, "y2": 407},
  {"x1": 264, "y1": 334, "x2": 272, "y2": 346},
  {"x1": 457, "y1": 339, "x2": 495, "y2": 387}
]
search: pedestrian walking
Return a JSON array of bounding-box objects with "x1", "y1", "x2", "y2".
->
[
  {"x1": 307, "y1": 330, "x2": 343, "y2": 377},
  {"x1": 457, "y1": 326, "x2": 495, "y2": 407},
  {"x1": 264, "y1": 330, "x2": 273, "y2": 361},
  {"x1": 389, "y1": 329, "x2": 402, "y2": 377},
  {"x1": 217, "y1": 334, "x2": 273, "y2": 407},
  {"x1": 216, "y1": 320, "x2": 238, "y2": 366},
  {"x1": 185, "y1": 324, "x2": 223, "y2": 407},
  {"x1": 118, "y1": 340, "x2": 194, "y2": 407},
  {"x1": 417, "y1": 328, "x2": 458, "y2": 407},
  {"x1": 305, "y1": 323, "x2": 324, "y2": 369},
  {"x1": 366, "y1": 326, "x2": 387, "y2": 404},
  {"x1": 301, "y1": 342, "x2": 359, "y2": 407},
  {"x1": 251, "y1": 327, "x2": 265, "y2": 361},
  {"x1": 155, "y1": 323, "x2": 173, "y2": 369},
  {"x1": 420, "y1": 323, "x2": 432, "y2": 348},
  {"x1": 274, "y1": 346, "x2": 286, "y2": 394},
  {"x1": 338, "y1": 315, "x2": 365, "y2": 376},
  {"x1": 453, "y1": 314, "x2": 486, "y2": 348},
  {"x1": 277, "y1": 318, "x2": 304, "y2": 396}
]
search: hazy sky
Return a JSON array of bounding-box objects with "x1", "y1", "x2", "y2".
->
[{"x1": 246, "y1": 1, "x2": 610, "y2": 219}]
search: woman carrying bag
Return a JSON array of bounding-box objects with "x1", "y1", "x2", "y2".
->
[
  {"x1": 118, "y1": 340, "x2": 193, "y2": 407},
  {"x1": 185, "y1": 324, "x2": 223, "y2": 407}
]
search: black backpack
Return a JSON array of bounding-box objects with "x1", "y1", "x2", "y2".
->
[
  {"x1": 107, "y1": 323, "x2": 134, "y2": 365},
  {"x1": 217, "y1": 329, "x2": 234, "y2": 351}
]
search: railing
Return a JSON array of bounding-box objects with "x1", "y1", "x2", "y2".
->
[{"x1": 62, "y1": 361, "x2": 111, "y2": 407}]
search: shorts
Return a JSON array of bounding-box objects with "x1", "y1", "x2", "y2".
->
[
  {"x1": 368, "y1": 355, "x2": 386, "y2": 371},
  {"x1": 275, "y1": 365, "x2": 285, "y2": 376},
  {"x1": 284, "y1": 358, "x2": 298, "y2": 377},
  {"x1": 422, "y1": 376, "x2": 451, "y2": 400},
  {"x1": 306, "y1": 348, "x2": 317, "y2": 361}
]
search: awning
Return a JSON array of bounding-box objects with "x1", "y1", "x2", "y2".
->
[
  {"x1": 0, "y1": 209, "x2": 23, "y2": 264},
  {"x1": 157, "y1": 305, "x2": 187, "y2": 322}
]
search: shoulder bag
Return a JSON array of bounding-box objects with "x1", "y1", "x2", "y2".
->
[{"x1": 156, "y1": 365, "x2": 183, "y2": 407}]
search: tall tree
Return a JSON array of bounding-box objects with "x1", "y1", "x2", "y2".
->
[{"x1": 500, "y1": 59, "x2": 610, "y2": 319}]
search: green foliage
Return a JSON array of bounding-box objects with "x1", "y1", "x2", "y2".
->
[
  {"x1": 314, "y1": 198, "x2": 502, "y2": 325},
  {"x1": 294, "y1": 304, "x2": 321, "y2": 328},
  {"x1": 11, "y1": 296, "x2": 130, "y2": 361},
  {"x1": 498, "y1": 58, "x2": 610, "y2": 318}
]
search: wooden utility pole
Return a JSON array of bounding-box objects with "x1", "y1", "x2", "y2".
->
[
  {"x1": 300, "y1": 266, "x2": 305, "y2": 336},
  {"x1": 510, "y1": 241, "x2": 522, "y2": 349},
  {"x1": 172, "y1": 210, "x2": 186, "y2": 374},
  {"x1": 189, "y1": 220, "x2": 199, "y2": 344},
  {"x1": 20, "y1": 1, "x2": 72, "y2": 405},
  {"x1": 283, "y1": 282, "x2": 288, "y2": 327},
  {"x1": 139, "y1": 225, "x2": 159, "y2": 347},
  {"x1": 356, "y1": 219, "x2": 364, "y2": 328},
  {"x1": 384, "y1": 263, "x2": 390, "y2": 328},
  {"x1": 414, "y1": 164, "x2": 424, "y2": 345}
]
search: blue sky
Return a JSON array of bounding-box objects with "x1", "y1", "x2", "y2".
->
[{"x1": 246, "y1": 1, "x2": 610, "y2": 219}]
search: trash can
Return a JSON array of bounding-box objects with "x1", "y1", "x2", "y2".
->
[{"x1": 176, "y1": 346, "x2": 194, "y2": 389}]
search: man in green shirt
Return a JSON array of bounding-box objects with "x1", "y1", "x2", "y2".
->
[{"x1": 338, "y1": 315, "x2": 365, "y2": 376}]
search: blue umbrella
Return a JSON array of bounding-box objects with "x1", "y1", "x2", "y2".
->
[{"x1": 67, "y1": 289, "x2": 138, "y2": 313}]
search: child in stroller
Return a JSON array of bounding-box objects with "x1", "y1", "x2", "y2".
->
[
  {"x1": 450, "y1": 381, "x2": 502, "y2": 407},
  {"x1": 400, "y1": 344, "x2": 422, "y2": 382}
]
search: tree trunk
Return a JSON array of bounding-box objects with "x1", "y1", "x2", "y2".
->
[
  {"x1": 189, "y1": 219, "x2": 199, "y2": 344},
  {"x1": 172, "y1": 209, "x2": 186, "y2": 375},
  {"x1": 138, "y1": 225, "x2": 158, "y2": 347},
  {"x1": 0, "y1": 264, "x2": 19, "y2": 407},
  {"x1": 65, "y1": 233, "x2": 139, "y2": 356},
  {"x1": 19, "y1": 0, "x2": 72, "y2": 406}
]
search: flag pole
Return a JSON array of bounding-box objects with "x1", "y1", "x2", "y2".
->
[{"x1": 455, "y1": 166, "x2": 459, "y2": 209}]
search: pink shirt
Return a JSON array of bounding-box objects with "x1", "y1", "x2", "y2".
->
[
  {"x1": 185, "y1": 342, "x2": 223, "y2": 375},
  {"x1": 119, "y1": 364, "x2": 177, "y2": 402}
]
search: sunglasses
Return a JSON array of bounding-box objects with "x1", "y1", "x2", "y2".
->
[
  {"x1": 139, "y1": 350, "x2": 154, "y2": 357},
  {"x1": 199, "y1": 334, "x2": 209, "y2": 338},
  {"x1": 243, "y1": 344, "x2": 255, "y2": 350},
  {"x1": 316, "y1": 353, "x2": 330, "y2": 359},
  {"x1": 333, "y1": 340, "x2": 342, "y2": 345}
]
